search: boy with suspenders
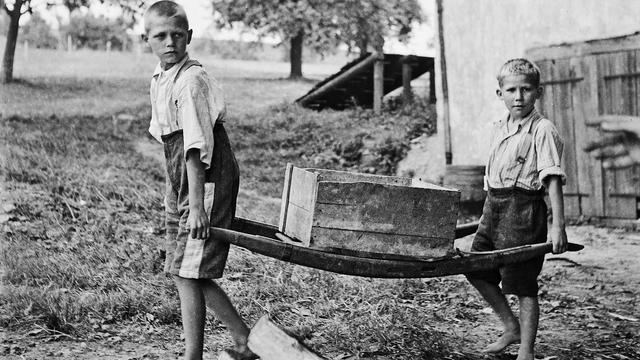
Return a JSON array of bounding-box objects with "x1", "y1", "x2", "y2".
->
[
  {"x1": 143, "y1": 2, "x2": 255, "y2": 359},
  {"x1": 465, "y1": 58, "x2": 568, "y2": 360}
]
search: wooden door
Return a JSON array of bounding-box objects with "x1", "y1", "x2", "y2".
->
[
  {"x1": 534, "y1": 52, "x2": 639, "y2": 219},
  {"x1": 595, "y1": 50, "x2": 640, "y2": 218},
  {"x1": 536, "y1": 57, "x2": 602, "y2": 218}
]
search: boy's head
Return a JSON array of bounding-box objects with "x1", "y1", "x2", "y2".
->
[
  {"x1": 496, "y1": 58, "x2": 543, "y2": 121},
  {"x1": 142, "y1": 1, "x2": 192, "y2": 70}
]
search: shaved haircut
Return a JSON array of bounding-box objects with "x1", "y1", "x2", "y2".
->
[
  {"x1": 496, "y1": 58, "x2": 541, "y2": 87},
  {"x1": 144, "y1": 1, "x2": 189, "y2": 32}
]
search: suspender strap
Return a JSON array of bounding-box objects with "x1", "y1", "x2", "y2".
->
[
  {"x1": 174, "y1": 59, "x2": 201, "y2": 83},
  {"x1": 511, "y1": 113, "x2": 543, "y2": 188}
]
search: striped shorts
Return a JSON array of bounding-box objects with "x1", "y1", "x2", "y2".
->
[{"x1": 162, "y1": 125, "x2": 240, "y2": 279}]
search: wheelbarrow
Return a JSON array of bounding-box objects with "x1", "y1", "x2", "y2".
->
[{"x1": 211, "y1": 217, "x2": 584, "y2": 279}]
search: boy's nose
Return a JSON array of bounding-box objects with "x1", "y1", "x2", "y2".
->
[{"x1": 515, "y1": 90, "x2": 524, "y2": 100}]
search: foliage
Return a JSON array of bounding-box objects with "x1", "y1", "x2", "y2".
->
[
  {"x1": 18, "y1": 11, "x2": 58, "y2": 49},
  {"x1": 211, "y1": 0, "x2": 424, "y2": 76},
  {"x1": 212, "y1": 0, "x2": 339, "y2": 55},
  {"x1": 61, "y1": 12, "x2": 132, "y2": 51},
  {"x1": 229, "y1": 97, "x2": 436, "y2": 196},
  {"x1": 334, "y1": 0, "x2": 424, "y2": 54}
]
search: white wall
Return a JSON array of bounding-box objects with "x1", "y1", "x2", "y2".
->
[{"x1": 436, "y1": 0, "x2": 640, "y2": 165}]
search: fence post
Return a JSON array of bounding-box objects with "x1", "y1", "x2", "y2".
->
[
  {"x1": 373, "y1": 51, "x2": 384, "y2": 114},
  {"x1": 402, "y1": 56, "x2": 413, "y2": 104}
]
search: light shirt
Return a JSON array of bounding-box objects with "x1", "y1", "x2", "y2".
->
[
  {"x1": 149, "y1": 54, "x2": 226, "y2": 169},
  {"x1": 485, "y1": 108, "x2": 566, "y2": 191}
]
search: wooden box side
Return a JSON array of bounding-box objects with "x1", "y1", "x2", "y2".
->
[
  {"x1": 313, "y1": 181, "x2": 460, "y2": 240},
  {"x1": 279, "y1": 165, "x2": 318, "y2": 245},
  {"x1": 309, "y1": 227, "x2": 453, "y2": 257},
  {"x1": 308, "y1": 167, "x2": 412, "y2": 186}
]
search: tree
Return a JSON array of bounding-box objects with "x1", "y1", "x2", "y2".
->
[
  {"x1": 211, "y1": 0, "x2": 424, "y2": 79},
  {"x1": 62, "y1": 12, "x2": 131, "y2": 50},
  {"x1": 1, "y1": 0, "x2": 142, "y2": 83},
  {"x1": 334, "y1": 0, "x2": 424, "y2": 55},
  {"x1": 2, "y1": 0, "x2": 28, "y2": 83},
  {"x1": 20, "y1": 11, "x2": 58, "y2": 48},
  {"x1": 212, "y1": 0, "x2": 340, "y2": 79}
]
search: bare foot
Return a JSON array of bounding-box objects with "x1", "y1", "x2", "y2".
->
[
  {"x1": 515, "y1": 351, "x2": 534, "y2": 360},
  {"x1": 482, "y1": 331, "x2": 521, "y2": 353}
]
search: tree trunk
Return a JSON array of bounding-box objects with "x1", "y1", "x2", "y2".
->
[
  {"x1": 289, "y1": 29, "x2": 303, "y2": 79},
  {"x1": 1, "y1": 0, "x2": 23, "y2": 84},
  {"x1": 356, "y1": 34, "x2": 368, "y2": 56}
]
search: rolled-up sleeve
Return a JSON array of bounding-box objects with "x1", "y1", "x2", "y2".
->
[
  {"x1": 534, "y1": 120, "x2": 566, "y2": 185},
  {"x1": 176, "y1": 74, "x2": 218, "y2": 169}
]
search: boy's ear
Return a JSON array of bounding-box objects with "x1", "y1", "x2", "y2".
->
[
  {"x1": 187, "y1": 29, "x2": 193, "y2": 44},
  {"x1": 535, "y1": 85, "x2": 544, "y2": 98},
  {"x1": 496, "y1": 88, "x2": 503, "y2": 99}
]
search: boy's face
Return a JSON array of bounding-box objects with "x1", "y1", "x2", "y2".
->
[
  {"x1": 496, "y1": 74, "x2": 543, "y2": 121},
  {"x1": 143, "y1": 13, "x2": 192, "y2": 70}
]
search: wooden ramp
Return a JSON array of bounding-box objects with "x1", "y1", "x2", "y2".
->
[{"x1": 296, "y1": 53, "x2": 435, "y2": 110}]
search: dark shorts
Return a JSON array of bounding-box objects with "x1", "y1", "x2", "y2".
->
[
  {"x1": 162, "y1": 124, "x2": 240, "y2": 279},
  {"x1": 465, "y1": 187, "x2": 547, "y2": 296}
]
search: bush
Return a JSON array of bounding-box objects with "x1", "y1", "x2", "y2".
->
[
  {"x1": 61, "y1": 13, "x2": 132, "y2": 51},
  {"x1": 19, "y1": 12, "x2": 58, "y2": 49}
]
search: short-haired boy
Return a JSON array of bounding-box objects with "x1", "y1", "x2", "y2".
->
[
  {"x1": 465, "y1": 58, "x2": 568, "y2": 360},
  {"x1": 142, "y1": 2, "x2": 255, "y2": 359}
]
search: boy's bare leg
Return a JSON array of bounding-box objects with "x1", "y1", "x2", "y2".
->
[
  {"x1": 516, "y1": 296, "x2": 539, "y2": 360},
  {"x1": 202, "y1": 280, "x2": 253, "y2": 356},
  {"x1": 468, "y1": 278, "x2": 521, "y2": 353},
  {"x1": 174, "y1": 276, "x2": 206, "y2": 360}
]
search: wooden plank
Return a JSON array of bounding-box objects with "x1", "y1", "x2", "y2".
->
[
  {"x1": 309, "y1": 227, "x2": 453, "y2": 257},
  {"x1": 311, "y1": 202, "x2": 457, "y2": 239},
  {"x1": 278, "y1": 163, "x2": 294, "y2": 233},
  {"x1": 311, "y1": 168, "x2": 411, "y2": 186},
  {"x1": 527, "y1": 33, "x2": 640, "y2": 61},
  {"x1": 580, "y1": 55, "x2": 605, "y2": 216},
  {"x1": 550, "y1": 59, "x2": 580, "y2": 217},
  {"x1": 287, "y1": 166, "x2": 317, "y2": 211},
  {"x1": 282, "y1": 203, "x2": 314, "y2": 246},
  {"x1": 603, "y1": 52, "x2": 637, "y2": 218},
  {"x1": 568, "y1": 56, "x2": 591, "y2": 216},
  {"x1": 313, "y1": 183, "x2": 458, "y2": 237},
  {"x1": 247, "y1": 315, "x2": 326, "y2": 360}
]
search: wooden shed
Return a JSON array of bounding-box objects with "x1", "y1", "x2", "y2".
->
[{"x1": 527, "y1": 33, "x2": 640, "y2": 219}]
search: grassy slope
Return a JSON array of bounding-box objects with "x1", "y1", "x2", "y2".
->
[{"x1": 0, "y1": 49, "x2": 464, "y2": 359}]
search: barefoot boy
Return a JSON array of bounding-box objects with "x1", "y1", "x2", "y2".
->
[
  {"x1": 465, "y1": 58, "x2": 568, "y2": 360},
  {"x1": 142, "y1": 2, "x2": 255, "y2": 359}
]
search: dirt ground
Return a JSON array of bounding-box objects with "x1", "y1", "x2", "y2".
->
[{"x1": 2, "y1": 141, "x2": 639, "y2": 360}]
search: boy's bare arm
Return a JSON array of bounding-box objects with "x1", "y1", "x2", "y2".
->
[
  {"x1": 185, "y1": 148, "x2": 209, "y2": 240},
  {"x1": 545, "y1": 175, "x2": 567, "y2": 254}
]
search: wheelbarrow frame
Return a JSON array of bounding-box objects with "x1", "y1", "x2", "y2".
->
[{"x1": 215, "y1": 217, "x2": 583, "y2": 279}]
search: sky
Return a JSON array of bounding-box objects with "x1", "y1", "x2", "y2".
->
[{"x1": 31, "y1": 0, "x2": 435, "y2": 56}]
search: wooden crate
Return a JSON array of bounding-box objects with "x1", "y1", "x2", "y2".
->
[{"x1": 278, "y1": 164, "x2": 460, "y2": 257}]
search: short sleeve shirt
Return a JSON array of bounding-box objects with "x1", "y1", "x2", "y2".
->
[
  {"x1": 485, "y1": 108, "x2": 566, "y2": 191},
  {"x1": 149, "y1": 54, "x2": 226, "y2": 169}
]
